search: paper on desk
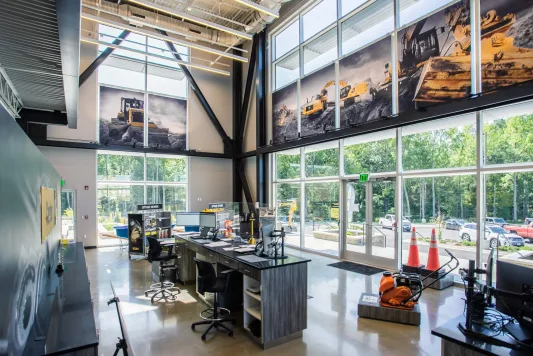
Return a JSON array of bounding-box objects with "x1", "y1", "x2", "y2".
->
[
  {"x1": 223, "y1": 247, "x2": 238, "y2": 251},
  {"x1": 234, "y1": 247, "x2": 255, "y2": 253},
  {"x1": 205, "y1": 241, "x2": 230, "y2": 247},
  {"x1": 237, "y1": 255, "x2": 269, "y2": 263},
  {"x1": 219, "y1": 238, "x2": 232, "y2": 242}
]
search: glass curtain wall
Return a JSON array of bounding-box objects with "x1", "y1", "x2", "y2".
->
[
  {"x1": 97, "y1": 152, "x2": 188, "y2": 245},
  {"x1": 272, "y1": 100, "x2": 533, "y2": 278}
]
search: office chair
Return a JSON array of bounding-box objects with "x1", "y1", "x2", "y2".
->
[
  {"x1": 144, "y1": 236, "x2": 180, "y2": 303},
  {"x1": 191, "y1": 259, "x2": 236, "y2": 341}
]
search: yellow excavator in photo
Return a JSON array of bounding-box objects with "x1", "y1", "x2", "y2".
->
[
  {"x1": 277, "y1": 104, "x2": 289, "y2": 127},
  {"x1": 278, "y1": 199, "x2": 298, "y2": 232},
  {"x1": 301, "y1": 80, "x2": 335, "y2": 117},
  {"x1": 339, "y1": 80, "x2": 368, "y2": 107}
]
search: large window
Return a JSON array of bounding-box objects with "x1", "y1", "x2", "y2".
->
[
  {"x1": 302, "y1": 0, "x2": 337, "y2": 41},
  {"x1": 97, "y1": 152, "x2": 188, "y2": 245},
  {"x1": 305, "y1": 142, "x2": 339, "y2": 178},
  {"x1": 271, "y1": 100, "x2": 533, "y2": 278},
  {"x1": 483, "y1": 101, "x2": 533, "y2": 166},
  {"x1": 344, "y1": 130, "x2": 396, "y2": 175},
  {"x1": 402, "y1": 115, "x2": 476, "y2": 171}
]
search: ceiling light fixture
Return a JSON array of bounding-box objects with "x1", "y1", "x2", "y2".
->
[
  {"x1": 234, "y1": 0, "x2": 279, "y2": 18},
  {"x1": 127, "y1": 0, "x2": 253, "y2": 40},
  {"x1": 80, "y1": 36, "x2": 230, "y2": 76},
  {"x1": 81, "y1": 13, "x2": 248, "y2": 63}
]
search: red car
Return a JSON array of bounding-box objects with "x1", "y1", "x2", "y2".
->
[{"x1": 504, "y1": 222, "x2": 533, "y2": 242}]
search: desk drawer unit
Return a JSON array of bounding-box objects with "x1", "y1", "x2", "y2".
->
[
  {"x1": 219, "y1": 256, "x2": 238, "y2": 269},
  {"x1": 239, "y1": 264, "x2": 261, "y2": 282},
  {"x1": 204, "y1": 250, "x2": 219, "y2": 263}
]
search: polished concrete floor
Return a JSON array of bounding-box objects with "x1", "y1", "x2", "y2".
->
[{"x1": 86, "y1": 247, "x2": 466, "y2": 356}]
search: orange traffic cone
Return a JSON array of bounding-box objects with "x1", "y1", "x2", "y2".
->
[
  {"x1": 402, "y1": 227, "x2": 424, "y2": 274},
  {"x1": 406, "y1": 227, "x2": 421, "y2": 267},
  {"x1": 426, "y1": 229, "x2": 441, "y2": 271}
]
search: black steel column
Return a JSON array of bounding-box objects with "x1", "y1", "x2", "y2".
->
[
  {"x1": 157, "y1": 29, "x2": 233, "y2": 155},
  {"x1": 255, "y1": 31, "x2": 268, "y2": 206},
  {"x1": 233, "y1": 48, "x2": 243, "y2": 207}
]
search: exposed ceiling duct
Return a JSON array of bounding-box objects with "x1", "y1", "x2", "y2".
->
[
  {"x1": 82, "y1": 0, "x2": 290, "y2": 50},
  {"x1": 0, "y1": 0, "x2": 80, "y2": 127}
]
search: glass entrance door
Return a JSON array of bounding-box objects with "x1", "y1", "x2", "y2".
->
[
  {"x1": 343, "y1": 178, "x2": 398, "y2": 269},
  {"x1": 61, "y1": 189, "x2": 76, "y2": 240}
]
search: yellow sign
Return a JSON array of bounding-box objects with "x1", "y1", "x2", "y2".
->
[
  {"x1": 41, "y1": 187, "x2": 56, "y2": 243},
  {"x1": 330, "y1": 203, "x2": 339, "y2": 220}
]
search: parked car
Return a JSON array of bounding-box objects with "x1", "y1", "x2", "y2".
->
[
  {"x1": 379, "y1": 214, "x2": 412, "y2": 232},
  {"x1": 504, "y1": 222, "x2": 533, "y2": 242},
  {"x1": 445, "y1": 219, "x2": 467, "y2": 230},
  {"x1": 458, "y1": 224, "x2": 525, "y2": 249},
  {"x1": 524, "y1": 218, "x2": 533, "y2": 225},
  {"x1": 485, "y1": 217, "x2": 509, "y2": 227}
]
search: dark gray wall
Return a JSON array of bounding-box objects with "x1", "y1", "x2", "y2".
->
[{"x1": 0, "y1": 106, "x2": 61, "y2": 355}]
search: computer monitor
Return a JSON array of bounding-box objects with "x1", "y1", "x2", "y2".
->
[
  {"x1": 176, "y1": 212, "x2": 200, "y2": 227},
  {"x1": 496, "y1": 260, "x2": 533, "y2": 332},
  {"x1": 200, "y1": 212, "x2": 217, "y2": 228},
  {"x1": 261, "y1": 224, "x2": 274, "y2": 245}
]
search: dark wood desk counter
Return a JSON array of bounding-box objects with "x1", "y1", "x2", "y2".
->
[
  {"x1": 432, "y1": 315, "x2": 531, "y2": 356},
  {"x1": 23, "y1": 242, "x2": 98, "y2": 356},
  {"x1": 174, "y1": 234, "x2": 311, "y2": 349}
]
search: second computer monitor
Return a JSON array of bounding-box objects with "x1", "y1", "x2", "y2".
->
[
  {"x1": 176, "y1": 212, "x2": 200, "y2": 227},
  {"x1": 200, "y1": 212, "x2": 217, "y2": 228}
]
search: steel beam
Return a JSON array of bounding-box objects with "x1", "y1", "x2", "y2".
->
[
  {"x1": 19, "y1": 109, "x2": 67, "y2": 125},
  {"x1": 79, "y1": 30, "x2": 131, "y2": 87},
  {"x1": 255, "y1": 31, "x2": 267, "y2": 206},
  {"x1": 258, "y1": 80, "x2": 533, "y2": 155},
  {"x1": 30, "y1": 137, "x2": 231, "y2": 158},
  {"x1": 157, "y1": 29, "x2": 233, "y2": 155},
  {"x1": 239, "y1": 35, "x2": 258, "y2": 147}
]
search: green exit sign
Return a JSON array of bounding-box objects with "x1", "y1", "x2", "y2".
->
[
  {"x1": 359, "y1": 174, "x2": 369, "y2": 182},
  {"x1": 61, "y1": 179, "x2": 65, "y2": 187}
]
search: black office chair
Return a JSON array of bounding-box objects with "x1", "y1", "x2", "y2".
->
[
  {"x1": 191, "y1": 259, "x2": 236, "y2": 341},
  {"x1": 144, "y1": 236, "x2": 180, "y2": 303}
]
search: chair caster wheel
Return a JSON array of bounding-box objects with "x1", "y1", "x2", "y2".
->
[
  {"x1": 229, "y1": 331, "x2": 234, "y2": 337},
  {"x1": 191, "y1": 325, "x2": 195, "y2": 331},
  {"x1": 145, "y1": 293, "x2": 148, "y2": 297},
  {"x1": 201, "y1": 335, "x2": 206, "y2": 341}
]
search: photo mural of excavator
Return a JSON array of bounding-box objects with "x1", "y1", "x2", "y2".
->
[
  {"x1": 479, "y1": 0, "x2": 533, "y2": 92},
  {"x1": 339, "y1": 36, "x2": 393, "y2": 127},
  {"x1": 397, "y1": 0, "x2": 471, "y2": 112},
  {"x1": 272, "y1": 81, "x2": 298, "y2": 144},
  {"x1": 300, "y1": 63, "x2": 336, "y2": 137}
]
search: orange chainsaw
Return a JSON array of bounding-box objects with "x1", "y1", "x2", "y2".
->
[{"x1": 379, "y1": 249, "x2": 458, "y2": 310}]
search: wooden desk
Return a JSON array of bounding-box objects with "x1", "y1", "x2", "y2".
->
[{"x1": 175, "y1": 235, "x2": 311, "y2": 349}]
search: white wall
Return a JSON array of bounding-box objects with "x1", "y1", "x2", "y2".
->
[
  {"x1": 189, "y1": 157, "x2": 233, "y2": 210},
  {"x1": 188, "y1": 50, "x2": 233, "y2": 153},
  {"x1": 39, "y1": 147, "x2": 98, "y2": 247}
]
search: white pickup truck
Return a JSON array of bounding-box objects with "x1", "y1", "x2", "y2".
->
[{"x1": 379, "y1": 214, "x2": 412, "y2": 232}]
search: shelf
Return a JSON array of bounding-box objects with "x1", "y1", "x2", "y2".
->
[
  {"x1": 243, "y1": 326, "x2": 262, "y2": 346},
  {"x1": 245, "y1": 289, "x2": 261, "y2": 302},
  {"x1": 245, "y1": 306, "x2": 262, "y2": 321}
]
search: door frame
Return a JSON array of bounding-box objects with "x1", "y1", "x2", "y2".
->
[
  {"x1": 61, "y1": 189, "x2": 77, "y2": 241},
  {"x1": 340, "y1": 177, "x2": 399, "y2": 270}
]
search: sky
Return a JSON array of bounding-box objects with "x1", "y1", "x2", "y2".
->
[
  {"x1": 148, "y1": 94, "x2": 186, "y2": 135},
  {"x1": 339, "y1": 36, "x2": 391, "y2": 88},
  {"x1": 272, "y1": 82, "x2": 298, "y2": 112}
]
